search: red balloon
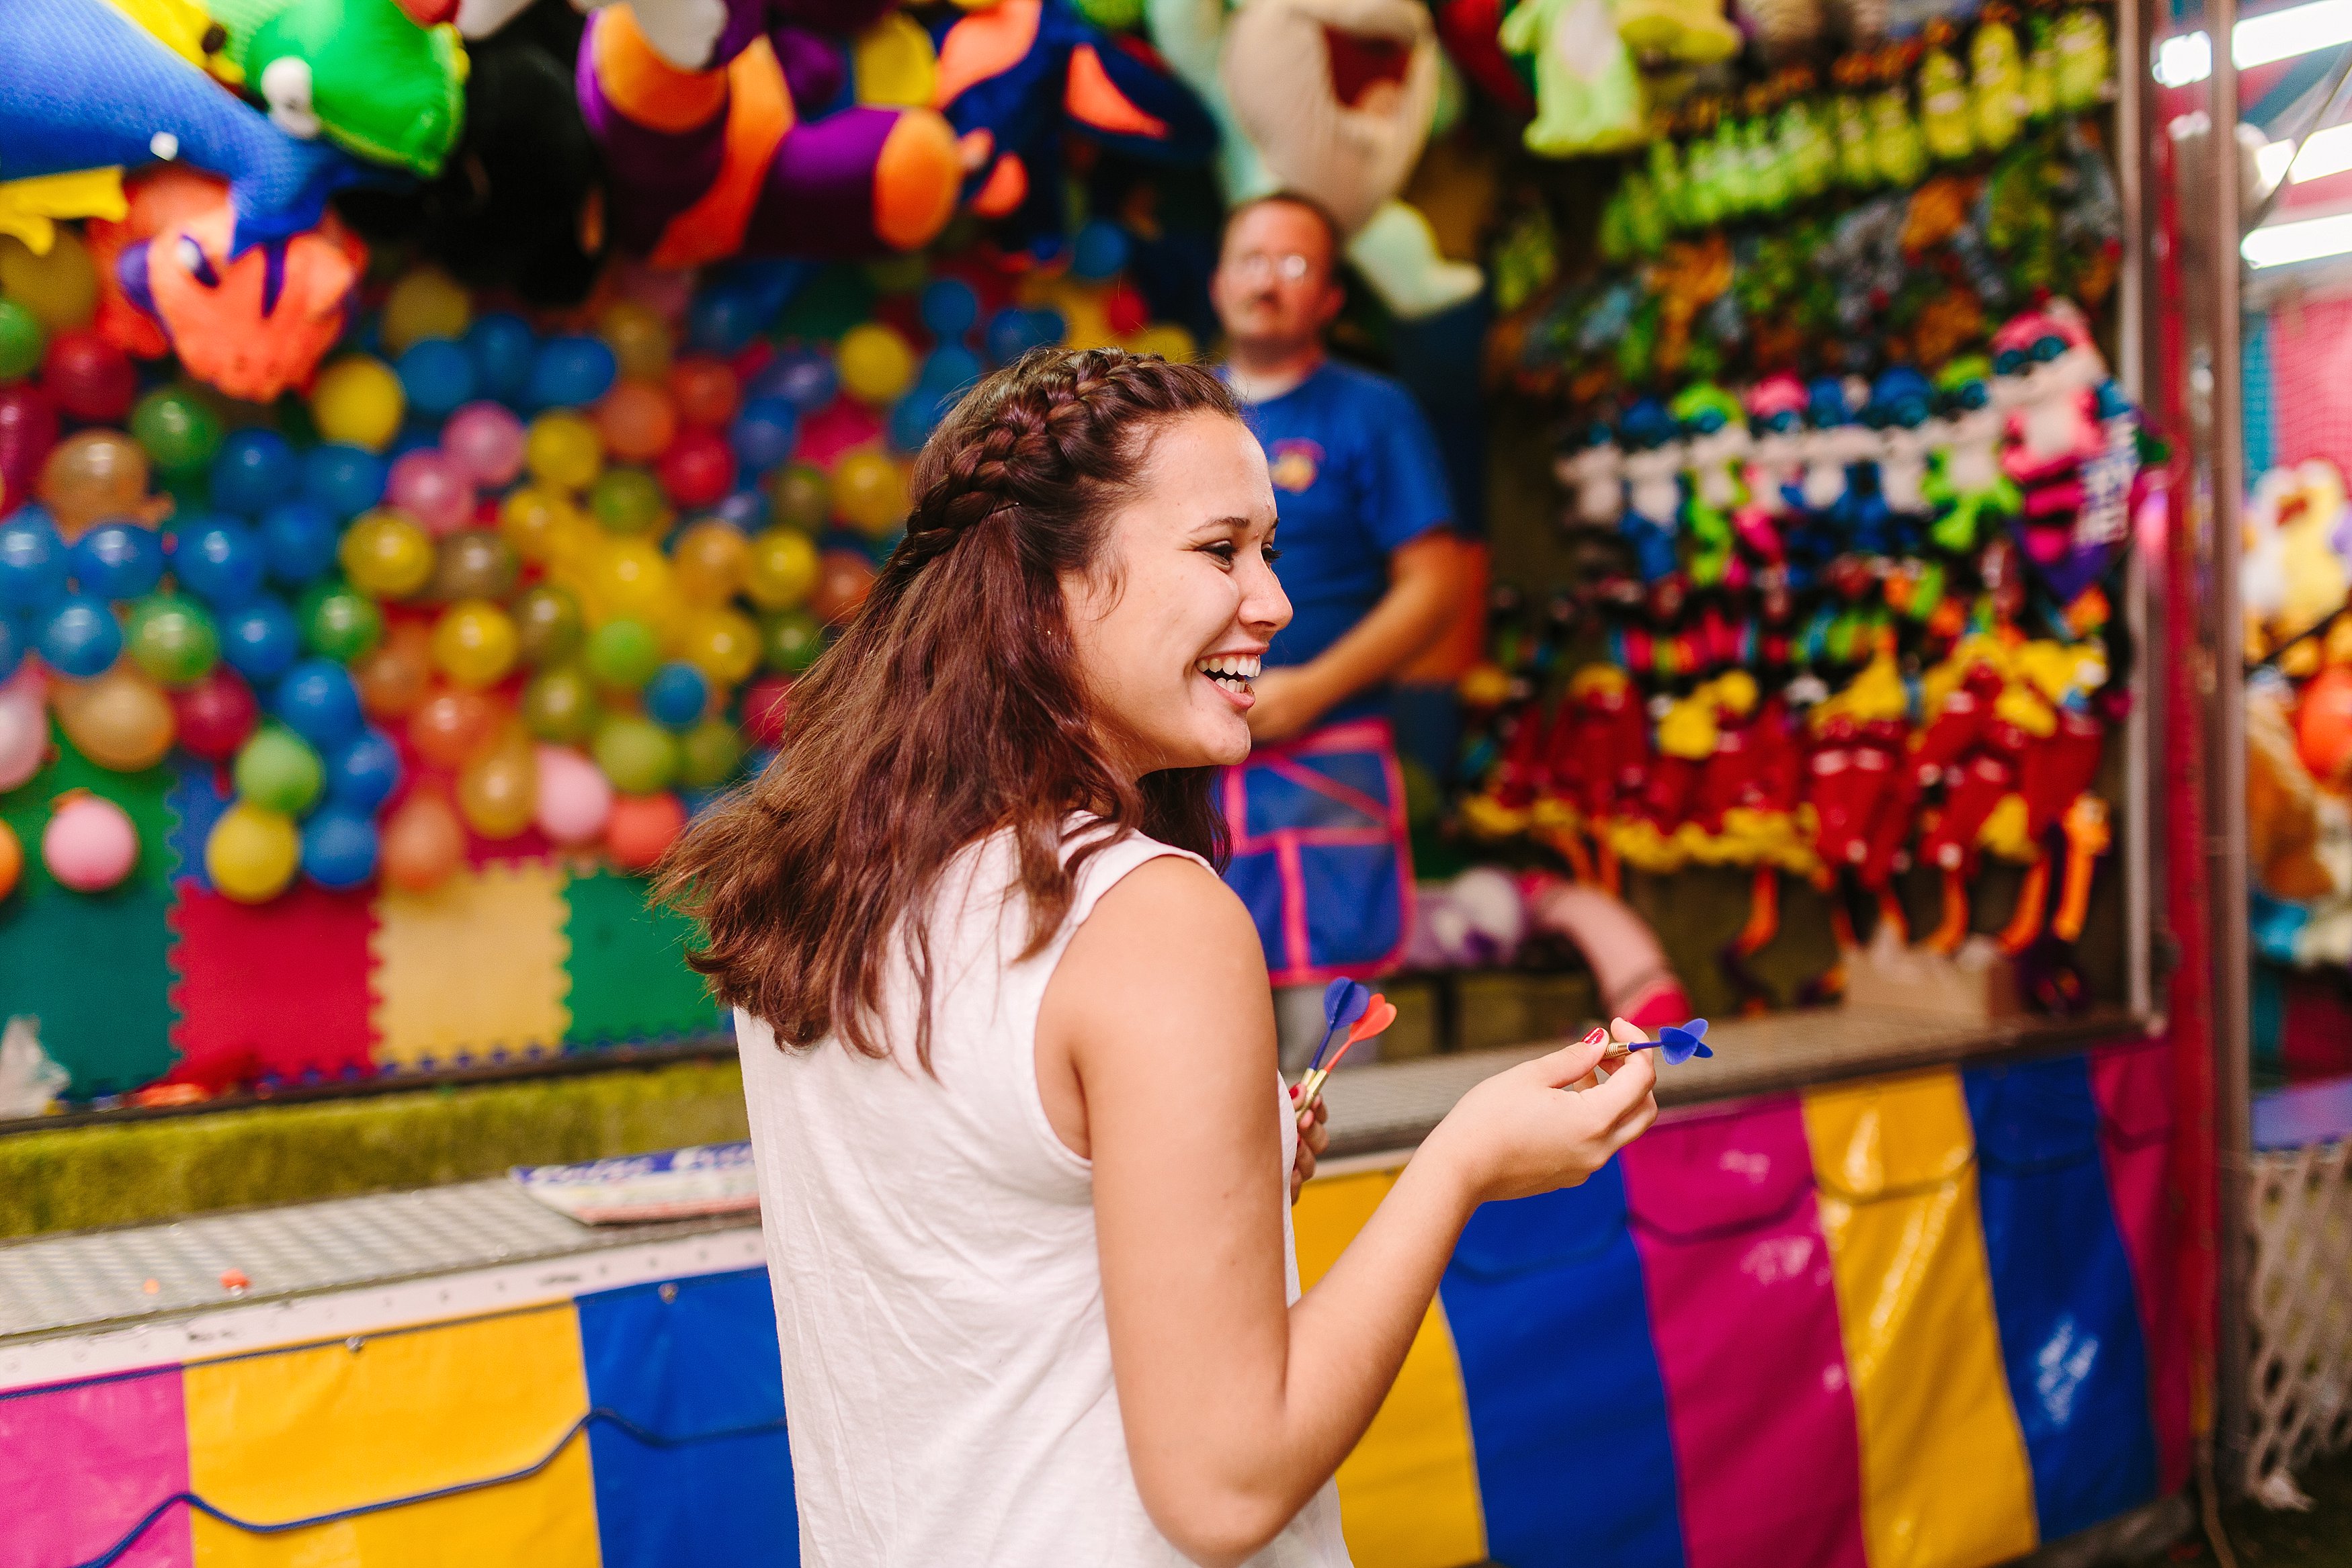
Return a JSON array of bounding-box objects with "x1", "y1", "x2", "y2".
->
[
  {"x1": 668, "y1": 356, "x2": 740, "y2": 428},
  {"x1": 173, "y1": 668, "x2": 259, "y2": 761},
  {"x1": 42, "y1": 331, "x2": 137, "y2": 423},
  {"x1": 1104, "y1": 285, "x2": 1150, "y2": 338},
  {"x1": 0, "y1": 384, "x2": 60, "y2": 510},
  {"x1": 657, "y1": 424, "x2": 737, "y2": 509},
  {"x1": 606, "y1": 790, "x2": 686, "y2": 870},
  {"x1": 743, "y1": 674, "x2": 792, "y2": 748}
]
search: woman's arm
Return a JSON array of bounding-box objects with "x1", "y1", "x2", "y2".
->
[{"x1": 1038, "y1": 857, "x2": 1656, "y2": 1567}]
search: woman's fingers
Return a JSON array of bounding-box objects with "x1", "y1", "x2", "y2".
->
[{"x1": 1529, "y1": 1035, "x2": 1609, "y2": 1090}]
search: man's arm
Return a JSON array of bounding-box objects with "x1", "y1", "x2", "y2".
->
[{"x1": 1247, "y1": 530, "x2": 1460, "y2": 742}]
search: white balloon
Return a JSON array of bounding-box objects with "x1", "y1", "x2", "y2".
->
[{"x1": 0, "y1": 691, "x2": 48, "y2": 793}]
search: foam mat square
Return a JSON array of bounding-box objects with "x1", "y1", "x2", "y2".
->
[
  {"x1": 370, "y1": 862, "x2": 570, "y2": 1071},
  {"x1": 562, "y1": 869, "x2": 722, "y2": 1047},
  {"x1": 169, "y1": 885, "x2": 375, "y2": 1089}
]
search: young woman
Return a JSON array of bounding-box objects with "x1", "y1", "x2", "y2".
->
[{"x1": 661, "y1": 348, "x2": 1659, "y2": 1567}]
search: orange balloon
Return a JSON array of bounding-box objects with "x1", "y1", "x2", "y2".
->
[
  {"x1": 0, "y1": 819, "x2": 22, "y2": 900},
  {"x1": 380, "y1": 787, "x2": 466, "y2": 891},
  {"x1": 606, "y1": 790, "x2": 687, "y2": 870},
  {"x1": 40, "y1": 430, "x2": 163, "y2": 537},
  {"x1": 355, "y1": 621, "x2": 433, "y2": 720},
  {"x1": 596, "y1": 379, "x2": 678, "y2": 463},
  {"x1": 668, "y1": 356, "x2": 739, "y2": 427},
  {"x1": 408, "y1": 685, "x2": 502, "y2": 767},
  {"x1": 810, "y1": 549, "x2": 876, "y2": 624},
  {"x1": 2300, "y1": 667, "x2": 2352, "y2": 783},
  {"x1": 456, "y1": 730, "x2": 537, "y2": 839}
]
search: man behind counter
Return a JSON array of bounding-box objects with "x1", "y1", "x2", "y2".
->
[{"x1": 1209, "y1": 193, "x2": 1462, "y2": 1068}]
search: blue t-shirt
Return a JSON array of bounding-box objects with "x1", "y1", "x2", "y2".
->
[{"x1": 1230, "y1": 361, "x2": 1454, "y2": 723}]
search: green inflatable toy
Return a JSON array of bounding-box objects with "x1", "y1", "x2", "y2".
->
[{"x1": 206, "y1": 0, "x2": 466, "y2": 177}]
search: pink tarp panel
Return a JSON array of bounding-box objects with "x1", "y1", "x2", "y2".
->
[
  {"x1": 1621, "y1": 1096, "x2": 1867, "y2": 1568},
  {"x1": 0, "y1": 1366, "x2": 193, "y2": 1568},
  {"x1": 2090, "y1": 1037, "x2": 2195, "y2": 1495}
]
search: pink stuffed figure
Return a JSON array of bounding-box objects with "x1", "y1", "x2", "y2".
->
[{"x1": 1993, "y1": 302, "x2": 2107, "y2": 511}]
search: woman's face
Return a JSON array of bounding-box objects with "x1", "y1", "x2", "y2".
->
[{"x1": 1065, "y1": 412, "x2": 1290, "y2": 777}]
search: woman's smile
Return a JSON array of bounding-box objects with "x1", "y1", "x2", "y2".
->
[{"x1": 1194, "y1": 650, "x2": 1265, "y2": 710}]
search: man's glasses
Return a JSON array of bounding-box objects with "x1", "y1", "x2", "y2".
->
[{"x1": 1228, "y1": 252, "x2": 1316, "y2": 284}]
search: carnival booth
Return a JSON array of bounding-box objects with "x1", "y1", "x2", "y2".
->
[{"x1": 0, "y1": 0, "x2": 2210, "y2": 1561}]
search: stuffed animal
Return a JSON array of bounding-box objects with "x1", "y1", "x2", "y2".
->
[
  {"x1": 1497, "y1": 0, "x2": 1644, "y2": 157},
  {"x1": 1556, "y1": 419, "x2": 1627, "y2": 527},
  {"x1": 1618, "y1": 398, "x2": 1687, "y2": 582},
  {"x1": 1673, "y1": 382, "x2": 1748, "y2": 585},
  {"x1": 1614, "y1": 0, "x2": 1741, "y2": 64},
  {"x1": 1922, "y1": 355, "x2": 2017, "y2": 556},
  {"x1": 931, "y1": 0, "x2": 1220, "y2": 259},
  {"x1": 204, "y1": 0, "x2": 468, "y2": 176},
  {"x1": 1149, "y1": 0, "x2": 1482, "y2": 318},
  {"x1": 577, "y1": 0, "x2": 965, "y2": 265},
  {"x1": 0, "y1": 0, "x2": 365, "y2": 252}
]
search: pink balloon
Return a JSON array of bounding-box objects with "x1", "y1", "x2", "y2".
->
[
  {"x1": 385, "y1": 449, "x2": 476, "y2": 537},
  {"x1": 442, "y1": 402, "x2": 528, "y2": 488},
  {"x1": 0, "y1": 688, "x2": 47, "y2": 792},
  {"x1": 43, "y1": 793, "x2": 136, "y2": 892},
  {"x1": 533, "y1": 744, "x2": 614, "y2": 845}
]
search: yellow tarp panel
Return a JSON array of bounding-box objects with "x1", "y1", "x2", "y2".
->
[
  {"x1": 1294, "y1": 1168, "x2": 1486, "y2": 1568},
  {"x1": 371, "y1": 863, "x2": 571, "y2": 1069},
  {"x1": 183, "y1": 1303, "x2": 601, "y2": 1568},
  {"x1": 1804, "y1": 1070, "x2": 2037, "y2": 1568}
]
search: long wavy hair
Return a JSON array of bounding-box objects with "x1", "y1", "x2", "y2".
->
[{"x1": 657, "y1": 348, "x2": 1240, "y2": 1068}]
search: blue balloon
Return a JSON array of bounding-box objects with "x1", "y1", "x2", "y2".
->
[
  {"x1": 984, "y1": 307, "x2": 1063, "y2": 366},
  {"x1": 1070, "y1": 220, "x2": 1129, "y2": 282},
  {"x1": 302, "y1": 443, "x2": 387, "y2": 521},
  {"x1": 385, "y1": 426, "x2": 440, "y2": 465},
  {"x1": 274, "y1": 658, "x2": 364, "y2": 750},
  {"x1": 920, "y1": 277, "x2": 980, "y2": 339},
  {"x1": 208, "y1": 430, "x2": 300, "y2": 517},
  {"x1": 730, "y1": 397, "x2": 799, "y2": 474},
  {"x1": 888, "y1": 389, "x2": 948, "y2": 455},
  {"x1": 0, "y1": 509, "x2": 67, "y2": 611},
  {"x1": 711, "y1": 487, "x2": 767, "y2": 532},
  {"x1": 259, "y1": 500, "x2": 339, "y2": 588},
  {"x1": 644, "y1": 661, "x2": 709, "y2": 730},
  {"x1": 70, "y1": 523, "x2": 166, "y2": 603},
  {"x1": 527, "y1": 335, "x2": 618, "y2": 410},
  {"x1": 466, "y1": 312, "x2": 538, "y2": 404},
  {"x1": 397, "y1": 338, "x2": 477, "y2": 421},
  {"x1": 220, "y1": 597, "x2": 301, "y2": 684},
  {"x1": 327, "y1": 727, "x2": 403, "y2": 813},
  {"x1": 302, "y1": 810, "x2": 380, "y2": 891},
  {"x1": 37, "y1": 595, "x2": 122, "y2": 678},
  {"x1": 921, "y1": 345, "x2": 983, "y2": 394},
  {"x1": 174, "y1": 518, "x2": 266, "y2": 607},
  {"x1": 0, "y1": 619, "x2": 22, "y2": 682},
  {"x1": 751, "y1": 349, "x2": 836, "y2": 414},
  {"x1": 687, "y1": 286, "x2": 762, "y2": 357}
]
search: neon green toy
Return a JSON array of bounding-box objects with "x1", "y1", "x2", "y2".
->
[
  {"x1": 1869, "y1": 69, "x2": 1927, "y2": 188},
  {"x1": 1919, "y1": 30, "x2": 1974, "y2": 164},
  {"x1": 1778, "y1": 89, "x2": 1835, "y2": 201},
  {"x1": 1499, "y1": 0, "x2": 1646, "y2": 157},
  {"x1": 2052, "y1": 8, "x2": 2111, "y2": 112},
  {"x1": 1970, "y1": 11, "x2": 2026, "y2": 153},
  {"x1": 206, "y1": 0, "x2": 466, "y2": 177}
]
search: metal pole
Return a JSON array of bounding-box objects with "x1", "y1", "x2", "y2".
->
[{"x1": 2119, "y1": 0, "x2": 2154, "y2": 1022}]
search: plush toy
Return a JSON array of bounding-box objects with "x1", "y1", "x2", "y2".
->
[
  {"x1": 1745, "y1": 0, "x2": 1826, "y2": 60},
  {"x1": 1673, "y1": 382, "x2": 1748, "y2": 584},
  {"x1": 1917, "y1": 24, "x2": 1972, "y2": 164},
  {"x1": 1868, "y1": 365, "x2": 1934, "y2": 548},
  {"x1": 1735, "y1": 372, "x2": 1806, "y2": 561},
  {"x1": 1922, "y1": 355, "x2": 2017, "y2": 556},
  {"x1": 1614, "y1": 0, "x2": 1741, "y2": 64},
  {"x1": 0, "y1": 0, "x2": 365, "y2": 251},
  {"x1": 1433, "y1": 0, "x2": 1535, "y2": 114},
  {"x1": 931, "y1": 0, "x2": 1219, "y2": 259},
  {"x1": 577, "y1": 0, "x2": 964, "y2": 265},
  {"x1": 1555, "y1": 419, "x2": 1628, "y2": 527},
  {"x1": 1618, "y1": 398, "x2": 1687, "y2": 582},
  {"x1": 204, "y1": 0, "x2": 468, "y2": 176},
  {"x1": 1497, "y1": 0, "x2": 1644, "y2": 157},
  {"x1": 1970, "y1": 5, "x2": 2025, "y2": 153},
  {"x1": 1148, "y1": 0, "x2": 1482, "y2": 317}
]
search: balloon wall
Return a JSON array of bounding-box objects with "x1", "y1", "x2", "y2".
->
[{"x1": 0, "y1": 242, "x2": 1200, "y2": 1104}]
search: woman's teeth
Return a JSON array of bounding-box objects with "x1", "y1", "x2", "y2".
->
[{"x1": 1195, "y1": 654, "x2": 1261, "y2": 689}]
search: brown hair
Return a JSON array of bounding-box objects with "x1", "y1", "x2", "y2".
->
[{"x1": 657, "y1": 347, "x2": 1241, "y2": 1068}]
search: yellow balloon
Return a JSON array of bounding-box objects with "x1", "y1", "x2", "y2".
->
[
  {"x1": 674, "y1": 520, "x2": 752, "y2": 605},
  {"x1": 746, "y1": 527, "x2": 820, "y2": 609},
  {"x1": 380, "y1": 267, "x2": 472, "y2": 357},
  {"x1": 55, "y1": 668, "x2": 175, "y2": 772},
  {"x1": 456, "y1": 732, "x2": 538, "y2": 839},
  {"x1": 599, "y1": 300, "x2": 674, "y2": 381},
  {"x1": 833, "y1": 449, "x2": 910, "y2": 537},
  {"x1": 499, "y1": 486, "x2": 584, "y2": 565},
  {"x1": 853, "y1": 12, "x2": 937, "y2": 105},
  {"x1": 206, "y1": 802, "x2": 298, "y2": 904},
  {"x1": 676, "y1": 606, "x2": 761, "y2": 687},
  {"x1": 0, "y1": 230, "x2": 97, "y2": 331},
  {"x1": 432, "y1": 599, "x2": 521, "y2": 688},
  {"x1": 311, "y1": 356, "x2": 406, "y2": 452},
  {"x1": 526, "y1": 411, "x2": 605, "y2": 492},
  {"x1": 1128, "y1": 323, "x2": 1198, "y2": 363},
  {"x1": 836, "y1": 323, "x2": 916, "y2": 406},
  {"x1": 592, "y1": 535, "x2": 678, "y2": 625},
  {"x1": 340, "y1": 508, "x2": 436, "y2": 599},
  {"x1": 1055, "y1": 290, "x2": 1116, "y2": 351}
]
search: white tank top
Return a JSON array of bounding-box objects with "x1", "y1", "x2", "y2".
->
[{"x1": 736, "y1": 820, "x2": 1353, "y2": 1567}]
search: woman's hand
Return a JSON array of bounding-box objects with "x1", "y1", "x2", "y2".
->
[
  {"x1": 1417, "y1": 1017, "x2": 1660, "y2": 1208},
  {"x1": 1288, "y1": 1087, "x2": 1328, "y2": 1204}
]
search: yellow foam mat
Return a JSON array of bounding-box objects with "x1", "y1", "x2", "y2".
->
[
  {"x1": 183, "y1": 1303, "x2": 600, "y2": 1567},
  {"x1": 1804, "y1": 1070, "x2": 2037, "y2": 1568},
  {"x1": 1295, "y1": 1168, "x2": 1487, "y2": 1568},
  {"x1": 370, "y1": 863, "x2": 571, "y2": 1069}
]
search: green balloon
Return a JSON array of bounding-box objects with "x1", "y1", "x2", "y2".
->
[
  {"x1": 677, "y1": 717, "x2": 744, "y2": 788},
  {"x1": 0, "y1": 300, "x2": 44, "y2": 383},
  {"x1": 234, "y1": 725, "x2": 323, "y2": 815},
  {"x1": 593, "y1": 713, "x2": 678, "y2": 794},
  {"x1": 589, "y1": 466, "x2": 669, "y2": 534},
  {"x1": 585, "y1": 617, "x2": 661, "y2": 690},
  {"x1": 126, "y1": 594, "x2": 220, "y2": 687},
  {"x1": 761, "y1": 608, "x2": 825, "y2": 674},
  {"x1": 515, "y1": 584, "x2": 584, "y2": 668},
  {"x1": 300, "y1": 581, "x2": 386, "y2": 662},
  {"x1": 770, "y1": 464, "x2": 830, "y2": 533},
  {"x1": 522, "y1": 666, "x2": 598, "y2": 744},
  {"x1": 129, "y1": 386, "x2": 224, "y2": 478}
]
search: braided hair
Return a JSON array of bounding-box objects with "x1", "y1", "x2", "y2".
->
[{"x1": 659, "y1": 347, "x2": 1241, "y2": 1068}]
